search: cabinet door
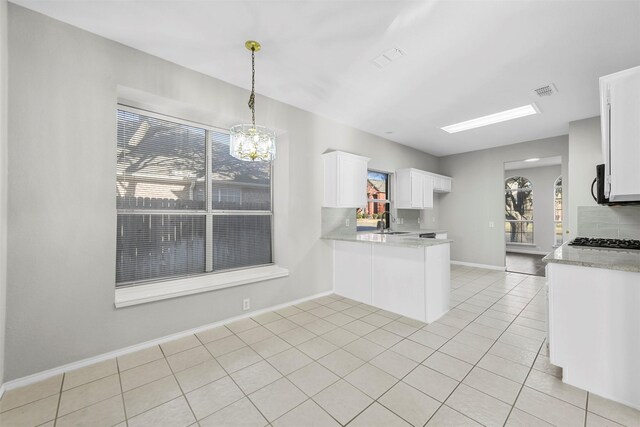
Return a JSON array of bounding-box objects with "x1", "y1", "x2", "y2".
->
[
  {"x1": 337, "y1": 155, "x2": 367, "y2": 207},
  {"x1": 609, "y1": 70, "x2": 640, "y2": 202},
  {"x1": 422, "y1": 175, "x2": 434, "y2": 208},
  {"x1": 410, "y1": 172, "x2": 424, "y2": 208}
]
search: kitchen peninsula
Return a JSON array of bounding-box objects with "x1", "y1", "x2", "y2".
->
[{"x1": 323, "y1": 232, "x2": 451, "y2": 323}]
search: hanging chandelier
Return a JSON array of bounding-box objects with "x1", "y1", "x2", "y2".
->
[{"x1": 230, "y1": 41, "x2": 276, "y2": 162}]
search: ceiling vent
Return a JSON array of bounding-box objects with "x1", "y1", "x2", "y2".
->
[
  {"x1": 372, "y1": 48, "x2": 405, "y2": 68},
  {"x1": 532, "y1": 83, "x2": 559, "y2": 97}
]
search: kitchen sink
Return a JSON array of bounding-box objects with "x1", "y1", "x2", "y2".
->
[{"x1": 375, "y1": 231, "x2": 410, "y2": 235}]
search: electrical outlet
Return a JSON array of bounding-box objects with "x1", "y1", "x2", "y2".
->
[
  {"x1": 243, "y1": 298, "x2": 250, "y2": 311},
  {"x1": 345, "y1": 218, "x2": 349, "y2": 227},
  {"x1": 489, "y1": 221, "x2": 495, "y2": 228}
]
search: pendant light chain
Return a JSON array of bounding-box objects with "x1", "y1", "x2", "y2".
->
[
  {"x1": 229, "y1": 40, "x2": 276, "y2": 162},
  {"x1": 248, "y1": 47, "x2": 256, "y2": 128}
]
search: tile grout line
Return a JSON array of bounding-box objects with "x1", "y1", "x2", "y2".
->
[
  {"x1": 115, "y1": 357, "x2": 129, "y2": 427},
  {"x1": 338, "y1": 270, "x2": 536, "y2": 426},
  {"x1": 417, "y1": 274, "x2": 548, "y2": 426},
  {"x1": 51, "y1": 372, "x2": 65, "y2": 427},
  {"x1": 501, "y1": 340, "x2": 545, "y2": 426}
]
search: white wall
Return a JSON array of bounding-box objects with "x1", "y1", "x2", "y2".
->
[
  {"x1": 0, "y1": 0, "x2": 8, "y2": 391},
  {"x1": 568, "y1": 116, "x2": 601, "y2": 240},
  {"x1": 5, "y1": 5, "x2": 439, "y2": 381},
  {"x1": 439, "y1": 136, "x2": 569, "y2": 268},
  {"x1": 505, "y1": 165, "x2": 562, "y2": 254}
]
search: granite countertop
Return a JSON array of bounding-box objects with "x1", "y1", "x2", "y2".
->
[
  {"x1": 322, "y1": 231, "x2": 452, "y2": 248},
  {"x1": 543, "y1": 243, "x2": 640, "y2": 273}
]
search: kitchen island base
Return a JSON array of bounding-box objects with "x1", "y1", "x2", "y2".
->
[{"x1": 333, "y1": 240, "x2": 450, "y2": 323}]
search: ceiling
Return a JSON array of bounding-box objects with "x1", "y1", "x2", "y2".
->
[
  {"x1": 504, "y1": 156, "x2": 562, "y2": 171},
  {"x1": 12, "y1": 0, "x2": 640, "y2": 156}
]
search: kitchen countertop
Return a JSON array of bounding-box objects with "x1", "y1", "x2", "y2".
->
[
  {"x1": 322, "y1": 231, "x2": 452, "y2": 248},
  {"x1": 543, "y1": 242, "x2": 640, "y2": 273}
]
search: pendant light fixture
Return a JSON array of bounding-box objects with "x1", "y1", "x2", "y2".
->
[{"x1": 230, "y1": 41, "x2": 276, "y2": 162}]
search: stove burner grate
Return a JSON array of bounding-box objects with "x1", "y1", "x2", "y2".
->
[{"x1": 569, "y1": 237, "x2": 640, "y2": 250}]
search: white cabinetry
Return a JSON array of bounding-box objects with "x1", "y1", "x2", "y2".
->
[
  {"x1": 547, "y1": 263, "x2": 640, "y2": 408},
  {"x1": 432, "y1": 175, "x2": 452, "y2": 193},
  {"x1": 600, "y1": 65, "x2": 640, "y2": 202},
  {"x1": 322, "y1": 151, "x2": 369, "y2": 208},
  {"x1": 396, "y1": 169, "x2": 434, "y2": 209},
  {"x1": 334, "y1": 241, "x2": 372, "y2": 304},
  {"x1": 332, "y1": 240, "x2": 450, "y2": 323}
]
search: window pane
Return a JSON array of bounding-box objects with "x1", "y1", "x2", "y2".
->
[
  {"x1": 211, "y1": 131, "x2": 271, "y2": 210},
  {"x1": 116, "y1": 214, "x2": 206, "y2": 285},
  {"x1": 505, "y1": 220, "x2": 534, "y2": 244},
  {"x1": 213, "y1": 215, "x2": 272, "y2": 271},
  {"x1": 357, "y1": 171, "x2": 389, "y2": 230},
  {"x1": 117, "y1": 110, "x2": 206, "y2": 210}
]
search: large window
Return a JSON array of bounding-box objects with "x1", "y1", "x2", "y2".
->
[
  {"x1": 116, "y1": 107, "x2": 272, "y2": 287},
  {"x1": 505, "y1": 176, "x2": 534, "y2": 244},
  {"x1": 554, "y1": 176, "x2": 563, "y2": 246},
  {"x1": 356, "y1": 171, "x2": 390, "y2": 231}
]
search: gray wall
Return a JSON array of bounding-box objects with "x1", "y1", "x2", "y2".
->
[
  {"x1": 439, "y1": 136, "x2": 569, "y2": 268},
  {"x1": 505, "y1": 165, "x2": 562, "y2": 254},
  {"x1": 5, "y1": 5, "x2": 439, "y2": 381},
  {"x1": 568, "y1": 117, "x2": 602, "y2": 240},
  {"x1": 0, "y1": 0, "x2": 8, "y2": 389}
]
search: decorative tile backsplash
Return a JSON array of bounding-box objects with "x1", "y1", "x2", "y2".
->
[{"x1": 578, "y1": 206, "x2": 640, "y2": 239}]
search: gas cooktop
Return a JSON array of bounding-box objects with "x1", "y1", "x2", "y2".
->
[{"x1": 569, "y1": 237, "x2": 640, "y2": 250}]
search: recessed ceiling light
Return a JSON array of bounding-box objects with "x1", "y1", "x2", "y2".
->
[
  {"x1": 441, "y1": 104, "x2": 540, "y2": 134},
  {"x1": 525, "y1": 158, "x2": 540, "y2": 162},
  {"x1": 385, "y1": 131, "x2": 394, "y2": 134}
]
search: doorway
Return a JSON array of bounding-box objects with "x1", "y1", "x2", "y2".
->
[{"x1": 504, "y1": 156, "x2": 563, "y2": 276}]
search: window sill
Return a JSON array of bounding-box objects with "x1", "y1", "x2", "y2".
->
[
  {"x1": 115, "y1": 265, "x2": 289, "y2": 308},
  {"x1": 506, "y1": 242, "x2": 536, "y2": 247}
]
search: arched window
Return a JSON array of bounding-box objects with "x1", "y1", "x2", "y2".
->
[
  {"x1": 554, "y1": 176, "x2": 563, "y2": 246},
  {"x1": 505, "y1": 176, "x2": 533, "y2": 243}
]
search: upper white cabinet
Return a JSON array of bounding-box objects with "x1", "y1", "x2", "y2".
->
[
  {"x1": 432, "y1": 175, "x2": 452, "y2": 193},
  {"x1": 600, "y1": 65, "x2": 640, "y2": 202},
  {"x1": 322, "y1": 151, "x2": 370, "y2": 208},
  {"x1": 395, "y1": 168, "x2": 451, "y2": 209}
]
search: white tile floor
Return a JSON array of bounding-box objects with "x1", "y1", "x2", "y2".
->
[{"x1": 1, "y1": 265, "x2": 639, "y2": 427}]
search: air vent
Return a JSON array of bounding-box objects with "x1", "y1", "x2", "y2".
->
[
  {"x1": 532, "y1": 83, "x2": 558, "y2": 97},
  {"x1": 372, "y1": 48, "x2": 405, "y2": 68}
]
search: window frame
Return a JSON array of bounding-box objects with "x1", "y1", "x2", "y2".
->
[
  {"x1": 504, "y1": 176, "x2": 534, "y2": 245},
  {"x1": 357, "y1": 170, "x2": 391, "y2": 231},
  {"x1": 116, "y1": 104, "x2": 276, "y2": 289},
  {"x1": 553, "y1": 175, "x2": 563, "y2": 247}
]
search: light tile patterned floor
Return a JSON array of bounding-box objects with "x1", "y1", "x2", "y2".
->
[{"x1": 1, "y1": 265, "x2": 639, "y2": 426}]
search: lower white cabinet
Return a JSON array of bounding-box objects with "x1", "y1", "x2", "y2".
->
[
  {"x1": 334, "y1": 240, "x2": 372, "y2": 304},
  {"x1": 333, "y1": 240, "x2": 450, "y2": 323},
  {"x1": 547, "y1": 263, "x2": 640, "y2": 409},
  {"x1": 372, "y1": 245, "x2": 426, "y2": 321}
]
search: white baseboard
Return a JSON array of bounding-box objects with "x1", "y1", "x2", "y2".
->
[
  {"x1": 1, "y1": 290, "x2": 333, "y2": 392},
  {"x1": 451, "y1": 260, "x2": 506, "y2": 271},
  {"x1": 506, "y1": 248, "x2": 550, "y2": 256}
]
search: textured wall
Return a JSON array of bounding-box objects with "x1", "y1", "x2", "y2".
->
[
  {"x1": 439, "y1": 136, "x2": 569, "y2": 268},
  {"x1": 5, "y1": 5, "x2": 439, "y2": 380}
]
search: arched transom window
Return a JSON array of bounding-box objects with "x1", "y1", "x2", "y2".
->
[{"x1": 505, "y1": 176, "x2": 533, "y2": 243}]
